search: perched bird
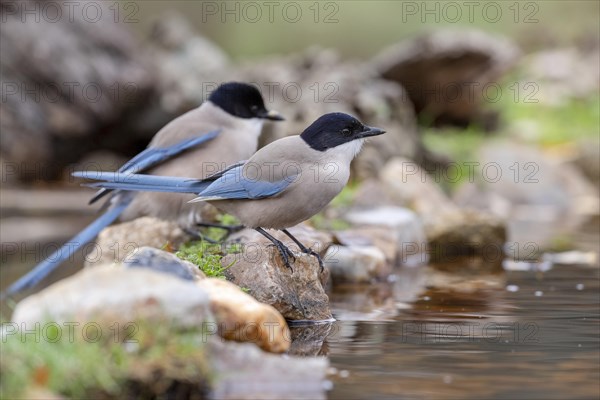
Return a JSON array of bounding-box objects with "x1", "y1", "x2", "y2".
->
[
  {"x1": 3, "y1": 82, "x2": 283, "y2": 298},
  {"x1": 75, "y1": 112, "x2": 385, "y2": 270}
]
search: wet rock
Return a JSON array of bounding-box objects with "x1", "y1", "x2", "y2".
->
[
  {"x1": 208, "y1": 340, "x2": 328, "y2": 400},
  {"x1": 379, "y1": 157, "x2": 507, "y2": 263},
  {"x1": 223, "y1": 228, "x2": 332, "y2": 321},
  {"x1": 334, "y1": 226, "x2": 400, "y2": 265},
  {"x1": 453, "y1": 143, "x2": 599, "y2": 251},
  {"x1": 426, "y1": 210, "x2": 506, "y2": 269},
  {"x1": 287, "y1": 323, "x2": 333, "y2": 356},
  {"x1": 373, "y1": 29, "x2": 519, "y2": 128},
  {"x1": 123, "y1": 246, "x2": 204, "y2": 281},
  {"x1": 324, "y1": 245, "x2": 388, "y2": 284},
  {"x1": 342, "y1": 206, "x2": 428, "y2": 266},
  {"x1": 86, "y1": 217, "x2": 189, "y2": 267},
  {"x1": 196, "y1": 278, "x2": 290, "y2": 353},
  {"x1": 329, "y1": 283, "x2": 397, "y2": 322},
  {"x1": 422, "y1": 267, "x2": 506, "y2": 293},
  {"x1": 12, "y1": 266, "x2": 213, "y2": 329}
]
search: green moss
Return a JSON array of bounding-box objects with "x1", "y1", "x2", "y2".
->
[{"x1": 175, "y1": 240, "x2": 238, "y2": 279}]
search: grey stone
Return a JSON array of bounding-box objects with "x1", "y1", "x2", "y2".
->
[
  {"x1": 123, "y1": 246, "x2": 204, "y2": 281},
  {"x1": 334, "y1": 226, "x2": 401, "y2": 266},
  {"x1": 208, "y1": 340, "x2": 328, "y2": 400},
  {"x1": 343, "y1": 206, "x2": 427, "y2": 266},
  {"x1": 324, "y1": 245, "x2": 388, "y2": 284}
]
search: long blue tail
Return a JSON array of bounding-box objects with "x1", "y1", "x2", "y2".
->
[
  {"x1": 1, "y1": 194, "x2": 133, "y2": 299},
  {"x1": 73, "y1": 171, "x2": 212, "y2": 194}
]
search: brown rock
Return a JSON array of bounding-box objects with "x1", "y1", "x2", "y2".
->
[
  {"x1": 86, "y1": 217, "x2": 189, "y2": 267},
  {"x1": 196, "y1": 278, "x2": 290, "y2": 353},
  {"x1": 223, "y1": 228, "x2": 332, "y2": 321}
]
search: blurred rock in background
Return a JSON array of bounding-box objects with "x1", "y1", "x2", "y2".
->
[
  {"x1": 0, "y1": 0, "x2": 156, "y2": 182},
  {"x1": 373, "y1": 29, "x2": 520, "y2": 130},
  {"x1": 4, "y1": 10, "x2": 524, "y2": 184}
]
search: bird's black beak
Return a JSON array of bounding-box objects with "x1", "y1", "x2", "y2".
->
[
  {"x1": 359, "y1": 125, "x2": 386, "y2": 138},
  {"x1": 259, "y1": 109, "x2": 285, "y2": 121}
]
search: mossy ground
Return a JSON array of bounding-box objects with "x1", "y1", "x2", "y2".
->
[
  {"x1": 174, "y1": 214, "x2": 242, "y2": 279},
  {"x1": 1, "y1": 321, "x2": 211, "y2": 398}
]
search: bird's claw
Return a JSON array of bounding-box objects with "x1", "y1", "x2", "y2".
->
[{"x1": 268, "y1": 243, "x2": 295, "y2": 272}]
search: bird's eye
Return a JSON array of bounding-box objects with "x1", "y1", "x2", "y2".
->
[
  {"x1": 341, "y1": 128, "x2": 351, "y2": 136},
  {"x1": 250, "y1": 105, "x2": 259, "y2": 112}
]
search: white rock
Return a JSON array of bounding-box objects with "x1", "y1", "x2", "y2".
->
[
  {"x1": 12, "y1": 266, "x2": 213, "y2": 330},
  {"x1": 324, "y1": 245, "x2": 388, "y2": 283}
]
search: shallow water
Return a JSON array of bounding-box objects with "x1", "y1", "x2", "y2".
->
[
  {"x1": 2, "y1": 240, "x2": 598, "y2": 399},
  {"x1": 321, "y1": 263, "x2": 599, "y2": 399}
]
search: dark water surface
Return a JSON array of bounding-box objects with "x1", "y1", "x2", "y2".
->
[{"x1": 322, "y1": 264, "x2": 599, "y2": 400}]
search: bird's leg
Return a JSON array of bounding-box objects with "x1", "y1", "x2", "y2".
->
[
  {"x1": 255, "y1": 227, "x2": 296, "y2": 271},
  {"x1": 281, "y1": 229, "x2": 324, "y2": 273}
]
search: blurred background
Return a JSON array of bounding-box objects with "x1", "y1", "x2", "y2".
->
[
  {"x1": 2, "y1": 0, "x2": 598, "y2": 276},
  {"x1": 1, "y1": 1, "x2": 599, "y2": 398}
]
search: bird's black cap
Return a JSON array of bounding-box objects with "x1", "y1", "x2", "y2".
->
[
  {"x1": 208, "y1": 82, "x2": 284, "y2": 121},
  {"x1": 300, "y1": 112, "x2": 385, "y2": 151}
]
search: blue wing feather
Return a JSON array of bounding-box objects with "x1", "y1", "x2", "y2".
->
[{"x1": 192, "y1": 166, "x2": 295, "y2": 201}]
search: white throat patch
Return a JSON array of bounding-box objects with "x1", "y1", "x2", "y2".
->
[{"x1": 325, "y1": 139, "x2": 365, "y2": 162}]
